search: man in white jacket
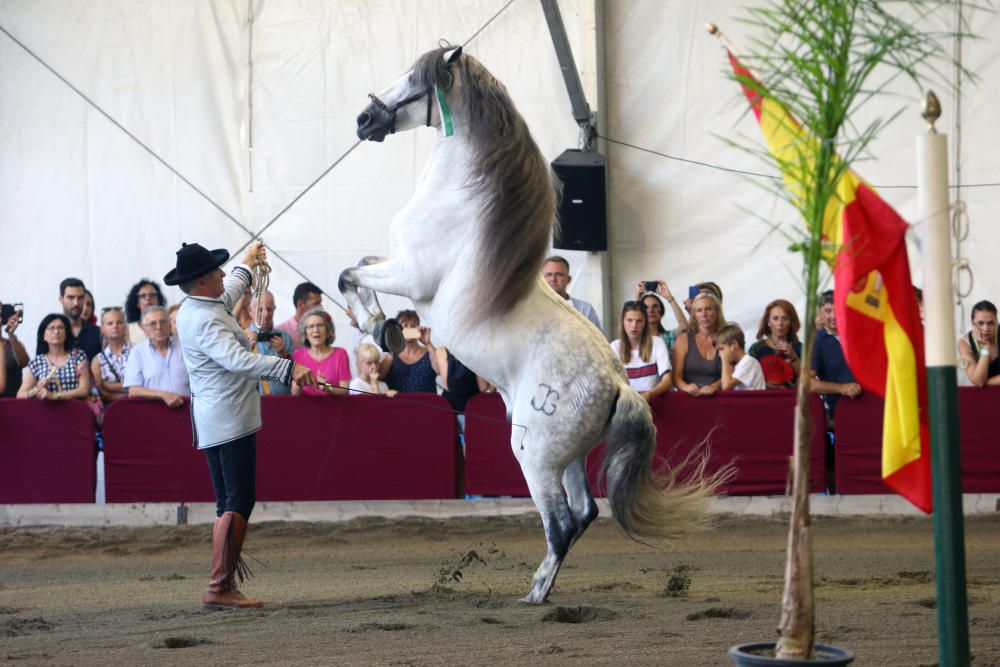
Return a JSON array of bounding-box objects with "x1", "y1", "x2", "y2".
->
[{"x1": 167, "y1": 241, "x2": 315, "y2": 610}]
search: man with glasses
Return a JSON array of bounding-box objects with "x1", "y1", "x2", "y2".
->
[
  {"x1": 58, "y1": 277, "x2": 102, "y2": 359},
  {"x1": 123, "y1": 304, "x2": 190, "y2": 407}
]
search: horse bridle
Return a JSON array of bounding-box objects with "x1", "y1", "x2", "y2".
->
[
  {"x1": 367, "y1": 69, "x2": 454, "y2": 135},
  {"x1": 367, "y1": 87, "x2": 433, "y2": 135}
]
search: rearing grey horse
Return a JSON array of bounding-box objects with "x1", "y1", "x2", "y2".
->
[{"x1": 341, "y1": 45, "x2": 725, "y2": 603}]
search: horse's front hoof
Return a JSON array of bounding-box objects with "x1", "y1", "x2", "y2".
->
[{"x1": 373, "y1": 318, "x2": 404, "y2": 355}]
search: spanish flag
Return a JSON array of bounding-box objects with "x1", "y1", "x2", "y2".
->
[{"x1": 728, "y1": 51, "x2": 932, "y2": 512}]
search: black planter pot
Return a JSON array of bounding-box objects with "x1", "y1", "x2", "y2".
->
[{"x1": 729, "y1": 642, "x2": 854, "y2": 666}]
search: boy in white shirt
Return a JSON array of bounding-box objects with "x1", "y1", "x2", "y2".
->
[
  {"x1": 349, "y1": 342, "x2": 398, "y2": 397},
  {"x1": 714, "y1": 323, "x2": 765, "y2": 391}
]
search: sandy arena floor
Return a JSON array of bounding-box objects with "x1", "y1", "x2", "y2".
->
[{"x1": 1, "y1": 513, "x2": 998, "y2": 666}]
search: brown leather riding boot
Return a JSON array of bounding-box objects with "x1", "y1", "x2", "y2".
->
[{"x1": 201, "y1": 511, "x2": 263, "y2": 610}]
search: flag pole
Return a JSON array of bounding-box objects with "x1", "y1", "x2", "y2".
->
[{"x1": 916, "y1": 91, "x2": 970, "y2": 667}]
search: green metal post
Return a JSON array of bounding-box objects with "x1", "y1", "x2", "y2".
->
[{"x1": 927, "y1": 367, "x2": 969, "y2": 666}]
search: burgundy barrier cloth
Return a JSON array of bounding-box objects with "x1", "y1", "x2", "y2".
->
[
  {"x1": 102, "y1": 399, "x2": 212, "y2": 503},
  {"x1": 0, "y1": 398, "x2": 97, "y2": 503},
  {"x1": 463, "y1": 391, "x2": 827, "y2": 497},
  {"x1": 463, "y1": 393, "x2": 527, "y2": 496},
  {"x1": 835, "y1": 387, "x2": 1000, "y2": 494},
  {"x1": 102, "y1": 394, "x2": 458, "y2": 503},
  {"x1": 256, "y1": 394, "x2": 457, "y2": 501}
]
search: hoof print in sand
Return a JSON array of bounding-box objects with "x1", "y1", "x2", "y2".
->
[
  {"x1": 347, "y1": 622, "x2": 414, "y2": 633},
  {"x1": 541, "y1": 606, "x2": 617, "y2": 624},
  {"x1": 153, "y1": 636, "x2": 209, "y2": 649},
  {"x1": 685, "y1": 607, "x2": 752, "y2": 621},
  {"x1": 2, "y1": 617, "x2": 55, "y2": 637}
]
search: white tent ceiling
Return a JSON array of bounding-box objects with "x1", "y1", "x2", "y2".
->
[{"x1": 2, "y1": 0, "x2": 997, "y2": 367}]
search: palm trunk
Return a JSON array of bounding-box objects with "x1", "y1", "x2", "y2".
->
[
  {"x1": 774, "y1": 134, "x2": 830, "y2": 659},
  {"x1": 775, "y1": 353, "x2": 816, "y2": 659}
]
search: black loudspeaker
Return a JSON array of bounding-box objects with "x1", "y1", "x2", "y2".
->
[{"x1": 551, "y1": 149, "x2": 607, "y2": 252}]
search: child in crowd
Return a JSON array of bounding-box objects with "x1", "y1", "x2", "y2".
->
[
  {"x1": 714, "y1": 323, "x2": 765, "y2": 391},
  {"x1": 350, "y1": 343, "x2": 397, "y2": 397},
  {"x1": 610, "y1": 300, "x2": 672, "y2": 402}
]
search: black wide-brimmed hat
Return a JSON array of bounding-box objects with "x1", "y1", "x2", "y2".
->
[{"x1": 163, "y1": 242, "x2": 230, "y2": 286}]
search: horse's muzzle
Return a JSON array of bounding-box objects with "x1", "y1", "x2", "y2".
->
[{"x1": 356, "y1": 104, "x2": 393, "y2": 142}]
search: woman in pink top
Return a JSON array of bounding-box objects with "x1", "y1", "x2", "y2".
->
[{"x1": 291, "y1": 309, "x2": 350, "y2": 396}]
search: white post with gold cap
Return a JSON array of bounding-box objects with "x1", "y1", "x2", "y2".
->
[{"x1": 917, "y1": 90, "x2": 970, "y2": 667}]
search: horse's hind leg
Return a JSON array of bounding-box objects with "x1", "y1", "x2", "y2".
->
[
  {"x1": 562, "y1": 456, "x2": 599, "y2": 548},
  {"x1": 519, "y1": 463, "x2": 577, "y2": 605}
]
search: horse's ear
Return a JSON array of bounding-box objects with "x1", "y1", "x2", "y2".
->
[{"x1": 443, "y1": 46, "x2": 462, "y2": 65}]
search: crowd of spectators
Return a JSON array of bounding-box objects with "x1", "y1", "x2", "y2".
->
[
  {"x1": 4, "y1": 259, "x2": 997, "y2": 502},
  {"x1": 3, "y1": 263, "x2": 997, "y2": 425}
]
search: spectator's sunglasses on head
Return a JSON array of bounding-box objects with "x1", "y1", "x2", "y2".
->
[{"x1": 101, "y1": 307, "x2": 123, "y2": 314}]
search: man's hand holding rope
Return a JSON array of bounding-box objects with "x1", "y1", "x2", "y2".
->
[{"x1": 242, "y1": 240, "x2": 316, "y2": 388}]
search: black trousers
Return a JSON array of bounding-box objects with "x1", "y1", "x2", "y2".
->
[{"x1": 202, "y1": 432, "x2": 256, "y2": 520}]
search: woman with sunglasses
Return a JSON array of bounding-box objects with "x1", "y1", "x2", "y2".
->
[
  {"x1": 90, "y1": 307, "x2": 131, "y2": 404},
  {"x1": 672, "y1": 291, "x2": 726, "y2": 397},
  {"x1": 610, "y1": 301, "x2": 672, "y2": 403}
]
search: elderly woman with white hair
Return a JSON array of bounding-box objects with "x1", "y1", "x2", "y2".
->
[{"x1": 291, "y1": 309, "x2": 350, "y2": 395}]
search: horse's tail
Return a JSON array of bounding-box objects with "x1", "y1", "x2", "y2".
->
[{"x1": 600, "y1": 387, "x2": 733, "y2": 541}]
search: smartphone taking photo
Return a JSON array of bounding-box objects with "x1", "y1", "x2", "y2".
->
[{"x1": 1, "y1": 302, "x2": 23, "y2": 323}]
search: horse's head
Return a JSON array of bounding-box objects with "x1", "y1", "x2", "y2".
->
[{"x1": 357, "y1": 45, "x2": 463, "y2": 142}]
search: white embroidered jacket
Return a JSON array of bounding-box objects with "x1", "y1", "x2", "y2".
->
[{"x1": 176, "y1": 265, "x2": 293, "y2": 448}]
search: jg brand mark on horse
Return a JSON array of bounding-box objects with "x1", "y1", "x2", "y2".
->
[{"x1": 340, "y1": 45, "x2": 729, "y2": 604}]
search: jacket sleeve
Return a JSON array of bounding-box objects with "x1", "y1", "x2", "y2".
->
[
  {"x1": 194, "y1": 313, "x2": 293, "y2": 385},
  {"x1": 219, "y1": 265, "x2": 253, "y2": 313}
]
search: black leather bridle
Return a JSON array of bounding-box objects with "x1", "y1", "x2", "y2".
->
[{"x1": 366, "y1": 87, "x2": 433, "y2": 136}]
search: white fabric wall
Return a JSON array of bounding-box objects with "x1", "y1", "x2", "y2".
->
[
  {"x1": 602, "y1": 1, "x2": 1000, "y2": 346},
  {"x1": 0, "y1": 0, "x2": 584, "y2": 349},
  {"x1": 1, "y1": 0, "x2": 997, "y2": 363}
]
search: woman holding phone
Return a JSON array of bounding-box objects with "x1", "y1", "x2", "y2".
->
[
  {"x1": 632, "y1": 280, "x2": 690, "y2": 355},
  {"x1": 377, "y1": 309, "x2": 441, "y2": 393},
  {"x1": 0, "y1": 301, "x2": 29, "y2": 397}
]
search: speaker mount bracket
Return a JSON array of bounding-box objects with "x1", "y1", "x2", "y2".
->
[{"x1": 540, "y1": 0, "x2": 598, "y2": 152}]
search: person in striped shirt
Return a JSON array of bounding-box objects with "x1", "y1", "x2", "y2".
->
[{"x1": 609, "y1": 300, "x2": 672, "y2": 403}]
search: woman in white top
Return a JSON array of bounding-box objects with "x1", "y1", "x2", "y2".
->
[
  {"x1": 610, "y1": 301, "x2": 672, "y2": 402},
  {"x1": 90, "y1": 306, "x2": 131, "y2": 404}
]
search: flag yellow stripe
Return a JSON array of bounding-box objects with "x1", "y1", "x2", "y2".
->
[
  {"x1": 882, "y1": 303, "x2": 924, "y2": 475},
  {"x1": 844, "y1": 273, "x2": 923, "y2": 476},
  {"x1": 758, "y1": 97, "x2": 863, "y2": 255}
]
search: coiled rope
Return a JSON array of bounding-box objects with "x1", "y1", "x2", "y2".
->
[{"x1": 250, "y1": 240, "x2": 270, "y2": 329}]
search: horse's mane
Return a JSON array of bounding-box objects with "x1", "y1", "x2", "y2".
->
[{"x1": 415, "y1": 48, "x2": 557, "y2": 323}]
